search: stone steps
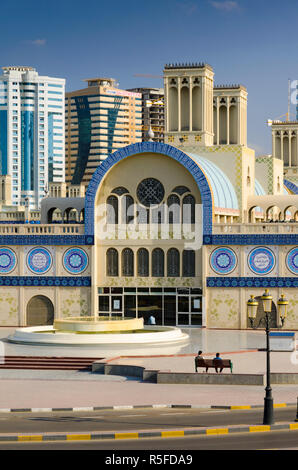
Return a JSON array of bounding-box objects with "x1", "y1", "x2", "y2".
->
[{"x1": 0, "y1": 356, "x2": 102, "y2": 370}]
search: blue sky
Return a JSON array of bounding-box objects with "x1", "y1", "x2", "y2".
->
[{"x1": 2, "y1": 0, "x2": 298, "y2": 154}]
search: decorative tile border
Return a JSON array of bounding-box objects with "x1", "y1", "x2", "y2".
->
[
  {"x1": 207, "y1": 277, "x2": 298, "y2": 288},
  {"x1": 0, "y1": 235, "x2": 94, "y2": 246},
  {"x1": 203, "y1": 234, "x2": 298, "y2": 245},
  {"x1": 84, "y1": 142, "x2": 213, "y2": 236},
  {"x1": 0, "y1": 277, "x2": 91, "y2": 287}
]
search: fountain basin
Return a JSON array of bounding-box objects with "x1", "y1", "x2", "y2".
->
[
  {"x1": 8, "y1": 324, "x2": 189, "y2": 347},
  {"x1": 53, "y1": 316, "x2": 144, "y2": 333}
]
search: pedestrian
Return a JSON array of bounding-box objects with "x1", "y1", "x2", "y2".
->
[
  {"x1": 194, "y1": 350, "x2": 204, "y2": 372},
  {"x1": 213, "y1": 352, "x2": 223, "y2": 373},
  {"x1": 148, "y1": 315, "x2": 156, "y2": 325}
]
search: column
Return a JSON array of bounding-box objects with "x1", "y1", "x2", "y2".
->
[
  {"x1": 189, "y1": 82, "x2": 193, "y2": 132},
  {"x1": 227, "y1": 103, "x2": 230, "y2": 145},
  {"x1": 178, "y1": 77, "x2": 181, "y2": 132},
  {"x1": 165, "y1": 78, "x2": 169, "y2": 133},
  {"x1": 288, "y1": 134, "x2": 292, "y2": 167},
  {"x1": 216, "y1": 97, "x2": 220, "y2": 145}
]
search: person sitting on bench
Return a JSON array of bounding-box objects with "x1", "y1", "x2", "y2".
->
[
  {"x1": 213, "y1": 352, "x2": 223, "y2": 373},
  {"x1": 194, "y1": 350, "x2": 204, "y2": 372}
]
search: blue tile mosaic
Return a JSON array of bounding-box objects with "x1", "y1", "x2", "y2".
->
[
  {"x1": 210, "y1": 247, "x2": 238, "y2": 275},
  {"x1": 0, "y1": 235, "x2": 94, "y2": 246},
  {"x1": 0, "y1": 248, "x2": 17, "y2": 273},
  {"x1": 284, "y1": 179, "x2": 298, "y2": 194},
  {"x1": 0, "y1": 276, "x2": 91, "y2": 287},
  {"x1": 63, "y1": 248, "x2": 89, "y2": 274},
  {"x1": 207, "y1": 277, "x2": 298, "y2": 288},
  {"x1": 203, "y1": 234, "x2": 298, "y2": 246}
]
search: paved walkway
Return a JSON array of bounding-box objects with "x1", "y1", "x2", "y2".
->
[{"x1": 0, "y1": 327, "x2": 297, "y2": 410}]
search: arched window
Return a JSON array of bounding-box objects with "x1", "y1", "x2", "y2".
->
[
  {"x1": 167, "y1": 194, "x2": 180, "y2": 224},
  {"x1": 167, "y1": 248, "x2": 180, "y2": 277},
  {"x1": 152, "y1": 248, "x2": 164, "y2": 277},
  {"x1": 122, "y1": 248, "x2": 134, "y2": 277},
  {"x1": 106, "y1": 248, "x2": 119, "y2": 276},
  {"x1": 136, "y1": 204, "x2": 149, "y2": 224},
  {"x1": 106, "y1": 196, "x2": 118, "y2": 224},
  {"x1": 137, "y1": 248, "x2": 149, "y2": 277},
  {"x1": 182, "y1": 249, "x2": 195, "y2": 277},
  {"x1": 121, "y1": 195, "x2": 134, "y2": 224},
  {"x1": 151, "y1": 204, "x2": 165, "y2": 224},
  {"x1": 182, "y1": 195, "x2": 195, "y2": 224}
]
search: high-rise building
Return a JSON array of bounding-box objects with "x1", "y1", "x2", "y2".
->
[
  {"x1": 127, "y1": 88, "x2": 164, "y2": 142},
  {"x1": 65, "y1": 78, "x2": 142, "y2": 187},
  {"x1": 0, "y1": 66, "x2": 65, "y2": 208}
]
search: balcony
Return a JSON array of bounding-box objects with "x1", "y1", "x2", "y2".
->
[
  {"x1": 213, "y1": 222, "x2": 298, "y2": 234},
  {"x1": 0, "y1": 224, "x2": 85, "y2": 235}
]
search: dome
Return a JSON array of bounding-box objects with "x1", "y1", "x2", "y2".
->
[
  {"x1": 187, "y1": 153, "x2": 239, "y2": 210},
  {"x1": 255, "y1": 179, "x2": 266, "y2": 196}
]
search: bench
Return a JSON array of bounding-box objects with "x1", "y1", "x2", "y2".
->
[{"x1": 195, "y1": 358, "x2": 233, "y2": 373}]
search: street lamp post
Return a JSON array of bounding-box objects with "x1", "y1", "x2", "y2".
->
[{"x1": 247, "y1": 289, "x2": 289, "y2": 426}]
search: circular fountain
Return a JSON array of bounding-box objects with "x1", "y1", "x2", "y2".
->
[{"x1": 8, "y1": 316, "x2": 189, "y2": 354}]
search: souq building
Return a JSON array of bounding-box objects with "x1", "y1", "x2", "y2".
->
[{"x1": 0, "y1": 63, "x2": 297, "y2": 329}]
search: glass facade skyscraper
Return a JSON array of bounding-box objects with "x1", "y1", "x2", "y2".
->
[
  {"x1": 0, "y1": 66, "x2": 65, "y2": 208},
  {"x1": 65, "y1": 78, "x2": 142, "y2": 187}
]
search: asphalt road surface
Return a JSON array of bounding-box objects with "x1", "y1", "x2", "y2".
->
[
  {"x1": 0, "y1": 406, "x2": 296, "y2": 434},
  {"x1": 0, "y1": 406, "x2": 297, "y2": 452}
]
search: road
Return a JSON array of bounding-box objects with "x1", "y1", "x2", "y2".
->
[
  {"x1": 0, "y1": 406, "x2": 295, "y2": 434},
  {"x1": 0, "y1": 406, "x2": 297, "y2": 451}
]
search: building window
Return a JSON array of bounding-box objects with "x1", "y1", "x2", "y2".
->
[
  {"x1": 167, "y1": 248, "x2": 180, "y2": 277},
  {"x1": 167, "y1": 194, "x2": 180, "y2": 224},
  {"x1": 122, "y1": 248, "x2": 134, "y2": 277},
  {"x1": 121, "y1": 195, "x2": 134, "y2": 224},
  {"x1": 106, "y1": 248, "x2": 119, "y2": 276},
  {"x1": 137, "y1": 248, "x2": 149, "y2": 277},
  {"x1": 152, "y1": 248, "x2": 164, "y2": 277},
  {"x1": 106, "y1": 195, "x2": 118, "y2": 224},
  {"x1": 182, "y1": 194, "x2": 195, "y2": 224},
  {"x1": 182, "y1": 249, "x2": 195, "y2": 277},
  {"x1": 137, "y1": 178, "x2": 165, "y2": 207}
]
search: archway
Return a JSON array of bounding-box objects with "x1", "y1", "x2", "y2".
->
[
  {"x1": 26, "y1": 296, "x2": 54, "y2": 326},
  {"x1": 47, "y1": 207, "x2": 63, "y2": 224}
]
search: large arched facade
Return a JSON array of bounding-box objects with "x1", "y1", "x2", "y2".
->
[
  {"x1": 87, "y1": 143, "x2": 213, "y2": 327},
  {"x1": 84, "y1": 142, "x2": 214, "y2": 237}
]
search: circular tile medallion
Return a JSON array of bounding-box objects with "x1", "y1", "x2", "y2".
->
[
  {"x1": 286, "y1": 247, "x2": 298, "y2": 275},
  {"x1": 0, "y1": 248, "x2": 17, "y2": 273},
  {"x1": 63, "y1": 248, "x2": 88, "y2": 274},
  {"x1": 210, "y1": 247, "x2": 237, "y2": 275},
  {"x1": 27, "y1": 248, "x2": 52, "y2": 274},
  {"x1": 248, "y1": 247, "x2": 275, "y2": 275}
]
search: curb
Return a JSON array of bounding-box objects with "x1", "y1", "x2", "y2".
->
[
  {"x1": 0, "y1": 402, "x2": 296, "y2": 413},
  {"x1": 1, "y1": 422, "x2": 298, "y2": 442}
]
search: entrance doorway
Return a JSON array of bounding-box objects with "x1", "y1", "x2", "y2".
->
[
  {"x1": 98, "y1": 287, "x2": 203, "y2": 326},
  {"x1": 26, "y1": 296, "x2": 54, "y2": 326}
]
